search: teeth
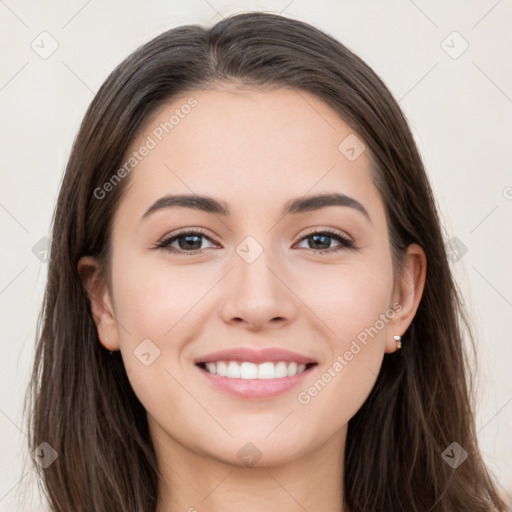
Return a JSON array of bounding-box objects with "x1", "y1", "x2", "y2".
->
[
  {"x1": 205, "y1": 362, "x2": 217, "y2": 374},
  {"x1": 241, "y1": 362, "x2": 258, "y2": 379},
  {"x1": 202, "y1": 361, "x2": 308, "y2": 379}
]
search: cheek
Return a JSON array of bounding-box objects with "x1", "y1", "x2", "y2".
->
[
  {"x1": 296, "y1": 257, "x2": 393, "y2": 341},
  {"x1": 111, "y1": 257, "x2": 206, "y2": 426},
  {"x1": 112, "y1": 255, "x2": 212, "y2": 340},
  {"x1": 292, "y1": 262, "x2": 392, "y2": 425}
]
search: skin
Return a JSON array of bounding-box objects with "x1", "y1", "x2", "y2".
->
[{"x1": 78, "y1": 84, "x2": 426, "y2": 512}]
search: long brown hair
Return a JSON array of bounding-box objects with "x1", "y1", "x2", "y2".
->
[{"x1": 22, "y1": 11, "x2": 509, "y2": 512}]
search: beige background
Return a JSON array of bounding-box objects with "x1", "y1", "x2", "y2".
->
[{"x1": 1, "y1": 0, "x2": 511, "y2": 509}]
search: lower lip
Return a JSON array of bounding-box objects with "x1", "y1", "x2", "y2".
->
[{"x1": 197, "y1": 364, "x2": 316, "y2": 399}]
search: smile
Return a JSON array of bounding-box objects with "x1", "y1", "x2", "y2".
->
[
  {"x1": 197, "y1": 360, "x2": 315, "y2": 379},
  {"x1": 196, "y1": 361, "x2": 318, "y2": 399},
  {"x1": 194, "y1": 346, "x2": 318, "y2": 399}
]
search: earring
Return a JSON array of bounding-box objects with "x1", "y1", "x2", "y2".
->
[
  {"x1": 103, "y1": 337, "x2": 114, "y2": 354},
  {"x1": 394, "y1": 335, "x2": 402, "y2": 350}
]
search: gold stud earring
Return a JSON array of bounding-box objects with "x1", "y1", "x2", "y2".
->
[{"x1": 393, "y1": 335, "x2": 402, "y2": 350}]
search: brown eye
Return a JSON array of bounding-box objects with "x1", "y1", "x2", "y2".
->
[
  {"x1": 296, "y1": 230, "x2": 355, "y2": 253},
  {"x1": 154, "y1": 228, "x2": 356, "y2": 255},
  {"x1": 156, "y1": 229, "x2": 216, "y2": 254}
]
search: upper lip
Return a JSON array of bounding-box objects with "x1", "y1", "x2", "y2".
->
[{"x1": 194, "y1": 347, "x2": 317, "y2": 365}]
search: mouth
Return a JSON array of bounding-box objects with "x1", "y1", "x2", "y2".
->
[
  {"x1": 194, "y1": 347, "x2": 318, "y2": 399},
  {"x1": 196, "y1": 360, "x2": 317, "y2": 379}
]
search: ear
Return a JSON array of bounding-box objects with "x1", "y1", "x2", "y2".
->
[
  {"x1": 77, "y1": 255, "x2": 120, "y2": 351},
  {"x1": 385, "y1": 243, "x2": 427, "y2": 353}
]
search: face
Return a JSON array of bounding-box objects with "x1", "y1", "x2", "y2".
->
[{"x1": 82, "y1": 85, "x2": 422, "y2": 469}]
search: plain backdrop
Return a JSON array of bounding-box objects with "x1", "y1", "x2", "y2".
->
[{"x1": 1, "y1": 1, "x2": 511, "y2": 510}]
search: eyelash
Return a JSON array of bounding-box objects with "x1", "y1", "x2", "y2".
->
[{"x1": 154, "y1": 227, "x2": 356, "y2": 255}]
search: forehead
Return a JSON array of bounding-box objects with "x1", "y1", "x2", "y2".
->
[{"x1": 114, "y1": 86, "x2": 385, "y2": 228}]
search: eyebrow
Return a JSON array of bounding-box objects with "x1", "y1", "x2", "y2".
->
[{"x1": 140, "y1": 192, "x2": 372, "y2": 224}]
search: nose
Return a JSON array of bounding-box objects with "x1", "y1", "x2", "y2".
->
[{"x1": 218, "y1": 241, "x2": 298, "y2": 331}]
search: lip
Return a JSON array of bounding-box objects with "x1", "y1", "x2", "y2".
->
[
  {"x1": 194, "y1": 347, "x2": 317, "y2": 365},
  {"x1": 196, "y1": 362, "x2": 317, "y2": 400}
]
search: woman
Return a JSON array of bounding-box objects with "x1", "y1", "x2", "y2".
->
[{"x1": 23, "y1": 11, "x2": 509, "y2": 512}]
